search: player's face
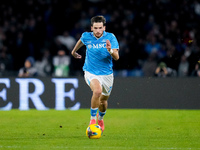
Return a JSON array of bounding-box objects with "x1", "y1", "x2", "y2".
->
[{"x1": 91, "y1": 22, "x2": 105, "y2": 38}]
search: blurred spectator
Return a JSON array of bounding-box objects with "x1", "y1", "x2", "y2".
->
[
  {"x1": 154, "y1": 62, "x2": 168, "y2": 77},
  {"x1": 144, "y1": 15, "x2": 156, "y2": 33},
  {"x1": 0, "y1": 46, "x2": 13, "y2": 76},
  {"x1": 70, "y1": 22, "x2": 84, "y2": 38},
  {"x1": 34, "y1": 49, "x2": 53, "y2": 77},
  {"x1": 154, "y1": 62, "x2": 177, "y2": 77},
  {"x1": 53, "y1": 50, "x2": 70, "y2": 77},
  {"x1": 23, "y1": 18, "x2": 39, "y2": 58},
  {"x1": 55, "y1": 31, "x2": 76, "y2": 52},
  {"x1": 191, "y1": 60, "x2": 200, "y2": 77},
  {"x1": 187, "y1": 44, "x2": 200, "y2": 75},
  {"x1": 178, "y1": 55, "x2": 189, "y2": 77},
  {"x1": 193, "y1": 0, "x2": 200, "y2": 16},
  {"x1": 160, "y1": 45, "x2": 180, "y2": 71},
  {"x1": 12, "y1": 31, "x2": 29, "y2": 71},
  {"x1": 0, "y1": 27, "x2": 6, "y2": 48},
  {"x1": 79, "y1": 12, "x2": 91, "y2": 30},
  {"x1": 144, "y1": 35, "x2": 162, "y2": 57},
  {"x1": 166, "y1": 20, "x2": 180, "y2": 45},
  {"x1": 18, "y1": 56, "x2": 37, "y2": 77},
  {"x1": 142, "y1": 53, "x2": 157, "y2": 77}
]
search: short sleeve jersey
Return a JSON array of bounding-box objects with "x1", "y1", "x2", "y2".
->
[{"x1": 80, "y1": 31, "x2": 119, "y2": 75}]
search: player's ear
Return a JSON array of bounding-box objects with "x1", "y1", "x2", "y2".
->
[
  {"x1": 91, "y1": 26, "x2": 93, "y2": 31},
  {"x1": 104, "y1": 26, "x2": 106, "y2": 31}
]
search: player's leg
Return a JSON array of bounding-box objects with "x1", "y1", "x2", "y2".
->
[
  {"x1": 97, "y1": 74, "x2": 113, "y2": 131},
  {"x1": 99, "y1": 95, "x2": 108, "y2": 113},
  {"x1": 89, "y1": 79, "x2": 102, "y2": 125},
  {"x1": 98, "y1": 95, "x2": 108, "y2": 132}
]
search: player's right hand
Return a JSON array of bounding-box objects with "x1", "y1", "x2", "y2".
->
[{"x1": 71, "y1": 52, "x2": 82, "y2": 59}]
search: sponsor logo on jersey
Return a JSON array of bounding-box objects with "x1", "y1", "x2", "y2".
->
[{"x1": 88, "y1": 43, "x2": 106, "y2": 49}]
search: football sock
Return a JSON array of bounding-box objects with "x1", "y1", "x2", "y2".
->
[
  {"x1": 98, "y1": 111, "x2": 106, "y2": 120},
  {"x1": 90, "y1": 107, "x2": 98, "y2": 120}
]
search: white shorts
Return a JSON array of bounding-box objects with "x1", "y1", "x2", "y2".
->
[{"x1": 84, "y1": 71, "x2": 114, "y2": 96}]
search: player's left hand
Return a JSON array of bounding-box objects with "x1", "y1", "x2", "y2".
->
[{"x1": 106, "y1": 40, "x2": 111, "y2": 52}]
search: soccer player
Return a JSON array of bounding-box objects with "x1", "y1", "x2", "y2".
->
[{"x1": 71, "y1": 15, "x2": 119, "y2": 132}]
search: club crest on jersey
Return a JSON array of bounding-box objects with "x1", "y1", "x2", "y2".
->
[
  {"x1": 88, "y1": 43, "x2": 106, "y2": 49},
  {"x1": 88, "y1": 44, "x2": 92, "y2": 49}
]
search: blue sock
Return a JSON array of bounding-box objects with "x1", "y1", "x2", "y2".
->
[
  {"x1": 90, "y1": 108, "x2": 98, "y2": 120},
  {"x1": 98, "y1": 111, "x2": 106, "y2": 120}
]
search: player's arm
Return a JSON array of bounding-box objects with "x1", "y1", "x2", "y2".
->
[
  {"x1": 71, "y1": 39, "x2": 84, "y2": 59},
  {"x1": 106, "y1": 40, "x2": 119, "y2": 60}
]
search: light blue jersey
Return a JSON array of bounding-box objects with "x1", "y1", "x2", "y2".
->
[{"x1": 80, "y1": 31, "x2": 119, "y2": 75}]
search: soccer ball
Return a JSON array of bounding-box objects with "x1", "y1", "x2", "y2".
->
[{"x1": 86, "y1": 124, "x2": 102, "y2": 139}]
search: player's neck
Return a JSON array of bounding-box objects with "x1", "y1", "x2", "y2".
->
[
  {"x1": 94, "y1": 35, "x2": 102, "y2": 39},
  {"x1": 93, "y1": 31, "x2": 104, "y2": 39}
]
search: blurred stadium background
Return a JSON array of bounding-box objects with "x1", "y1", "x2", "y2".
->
[
  {"x1": 1, "y1": 0, "x2": 200, "y2": 110},
  {"x1": 0, "y1": 0, "x2": 200, "y2": 77}
]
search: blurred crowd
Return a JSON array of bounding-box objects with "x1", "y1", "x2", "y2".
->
[{"x1": 0, "y1": 0, "x2": 200, "y2": 77}]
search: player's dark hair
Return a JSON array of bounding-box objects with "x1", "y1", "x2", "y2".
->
[{"x1": 91, "y1": 15, "x2": 106, "y2": 26}]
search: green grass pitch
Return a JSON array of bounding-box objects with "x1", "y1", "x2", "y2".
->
[{"x1": 0, "y1": 109, "x2": 200, "y2": 150}]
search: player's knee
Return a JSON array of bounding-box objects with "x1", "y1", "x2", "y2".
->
[
  {"x1": 93, "y1": 89, "x2": 102, "y2": 98},
  {"x1": 100, "y1": 99, "x2": 107, "y2": 105}
]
